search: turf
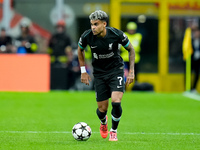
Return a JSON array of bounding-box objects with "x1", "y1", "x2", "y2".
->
[{"x1": 0, "y1": 91, "x2": 200, "y2": 150}]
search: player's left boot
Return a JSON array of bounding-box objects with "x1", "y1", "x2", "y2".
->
[
  {"x1": 100, "y1": 116, "x2": 108, "y2": 138},
  {"x1": 109, "y1": 131, "x2": 118, "y2": 141}
]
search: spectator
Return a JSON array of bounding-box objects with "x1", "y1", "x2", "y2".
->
[
  {"x1": 48, "y1": 20, "x2": 72, "y2": 66},
  {"x1": 0, "y1": 28, "x2": 12, "y2": 53},
  {"x1": 49, "y1": 20, "x2": 78, "y2": 90},
  {"x1": 65, "y1": 45, "x2": 81, "y2": 90},
  {"x1": 191, "y1": 27, "x2": 200, "y2": 92},
  {"x1": 121, "y1": 22, "x2": 142, "y2": 90},
  {"x1": 14, "y1": 18, "x2": 38, "y2": 53}
]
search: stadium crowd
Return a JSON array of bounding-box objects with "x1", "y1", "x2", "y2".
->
[{"x1": 0, "y1": 18, "x2": 81, "y2": 90}]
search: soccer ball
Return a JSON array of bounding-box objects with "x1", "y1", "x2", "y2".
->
[{"x1": 72, "y1": 122, "x2": 92, "y2": 141}]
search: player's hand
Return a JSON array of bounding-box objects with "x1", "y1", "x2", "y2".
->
[
  {"x1": 81, "y1": 73, "x2": 91, "y2": 85},
  {"x1": 125, "y1": 70, "x2": 135, "y2": 86}
]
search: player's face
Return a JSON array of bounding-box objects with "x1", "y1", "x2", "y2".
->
[{"x1": 90, "y1": 20, "x2": 106, "y2": 36}]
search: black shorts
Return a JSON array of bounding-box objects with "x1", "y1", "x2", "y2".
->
[{"x1": 94, "y1": 70, "x2": 125, "y2": 102}]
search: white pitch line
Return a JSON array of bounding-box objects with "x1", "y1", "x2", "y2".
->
[
  {"x1": 0, "y1": 131, "x2": 200, "y2": 136},
  {"x1": 183, "y1": 92, "x2": 200, "y2": 101},
  {"x1": 123, "y1": 132, "x2": 200, "y2": 135},
  {"x1": 0, "y1": 131, "x2": 72, "y2": 134}
]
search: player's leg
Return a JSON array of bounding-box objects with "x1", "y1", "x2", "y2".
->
[
  {"x1": 97, "y1": 100, "x2": 109, "y2": 138},
  {"x1": 109, "y1": 92, "x2": 123, "y2": 141},
  {"x1": 97, "y1": 100, "x2": 109, "y2": 124},
  {"x1": 94, "y1": 77, "x2": 110, "y2": 138},
  {"x1": 108, "y1": 71, "x2": 125, "y2": 141},
  {"x1": 111, "y1": 91, "x2": 123, "y2": 131}
]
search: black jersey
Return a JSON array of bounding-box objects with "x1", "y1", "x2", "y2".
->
[{"x1": 78, "y1": 27, "x2": 130, "y2": 77}]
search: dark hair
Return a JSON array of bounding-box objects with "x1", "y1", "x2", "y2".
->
[{"x1": 89, "y1": 10, "x2": 108, "y2": 22}]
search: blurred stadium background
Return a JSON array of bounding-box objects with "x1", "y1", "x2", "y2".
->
[
  {"x1": 0, "y1": 0, "x2": 200, "y2": 92},
  {"x1": 1, "y1": 1, "x2": 200, "y2": 149}
]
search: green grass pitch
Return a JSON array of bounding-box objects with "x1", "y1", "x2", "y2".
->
[{"x1": 0, "y1": 91, "x2": 200, "y2": 150}]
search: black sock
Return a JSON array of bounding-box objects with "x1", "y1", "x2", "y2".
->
[
  {"x1": 96, "y1": 108, "x2": 107, "y2": 124},
  {"x1": 111, "y1": 102, "x2": 122, "y2": 130}
]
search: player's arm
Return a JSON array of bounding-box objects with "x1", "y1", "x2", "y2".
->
[
  {"x1": 78, "y1": 46, "x2": 91, "y2": 85},
  {"x1": 125, "y1": 42, "x2": 135, "y2": 86}
]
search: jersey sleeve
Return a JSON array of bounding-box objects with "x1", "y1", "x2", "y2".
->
[
  {"x1": 118, "y1": 30, "x2": 130, "y2": 48},
  {"x1": 78, "y1": 30, "x2": 90, "y2": 50}
]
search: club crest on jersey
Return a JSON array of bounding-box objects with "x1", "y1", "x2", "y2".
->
[
  {"x1": 109, "y1": 43, "x2": 113, "y2": 50},
  {"x1": 93, "y1": 53, "x2": 98, "y2": 59}
]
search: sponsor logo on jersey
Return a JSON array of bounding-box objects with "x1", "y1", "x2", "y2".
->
[
  {"x1": 93, "y1": 52, "x2": 114, "y2": 59},
  {"x1": 99, "y1": 52, "x2": 114, "y2": 59}
]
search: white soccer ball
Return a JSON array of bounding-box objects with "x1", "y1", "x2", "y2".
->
[{"x1": 72, "y1": 122, "x2": 92, "y2": 141}]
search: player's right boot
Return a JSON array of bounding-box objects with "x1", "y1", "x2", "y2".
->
[
  {"x1": 109, "y1": 131, "x2": 118, "y2": 141},
  {"x1": 100, "y1": 115, "x2": 108, "y2": 138}
]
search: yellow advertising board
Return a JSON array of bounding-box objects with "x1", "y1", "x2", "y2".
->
[{"x1": 83, "y1": 2, "x2": 200, "y2": 16}]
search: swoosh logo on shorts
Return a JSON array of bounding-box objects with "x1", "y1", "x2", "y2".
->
[{"x1": 117, "y1": 86, "x2": 122, "y2": 88}]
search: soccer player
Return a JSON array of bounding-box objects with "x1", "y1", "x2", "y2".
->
[{"x1": 78, "y1": 10, "x2": 135, "y2": 141}]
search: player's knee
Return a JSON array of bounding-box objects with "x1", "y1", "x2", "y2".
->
[
  {"x1": 111, "y1": 102, "x2": 122, "y2": 118},
  {"x1": 111, "y1": 92, "x2": 123, "y2": 103},
  {"x1": 98, "y1": 105, "x2": 108, "y2": 112},
  {"x1": 97, "y1": 100, "x2": 108, "y2": 112}
]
